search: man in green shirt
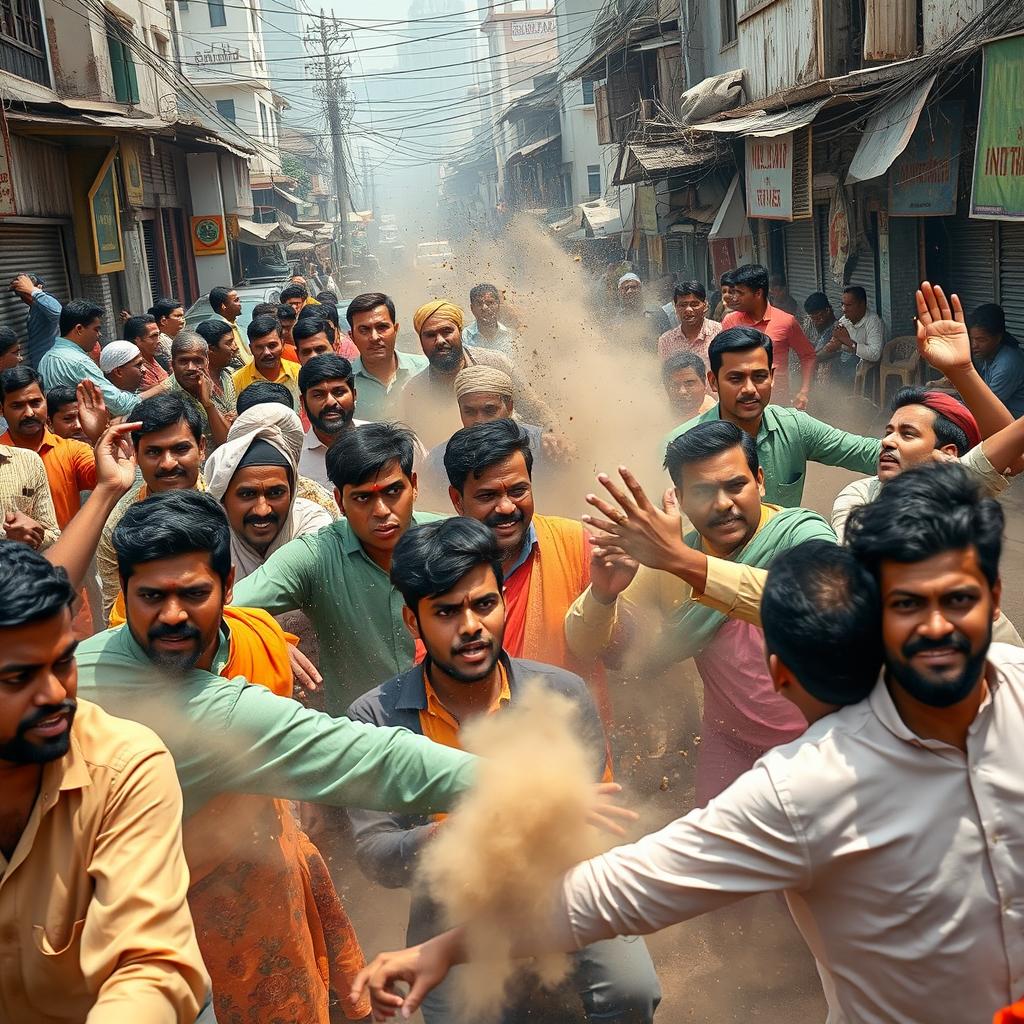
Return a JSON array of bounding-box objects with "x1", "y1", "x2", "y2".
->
[
  {"x1": 666, "y1": 326, "x2": 880, "y2": 506},
  {"x1": 232, "y1": 421, "x2": 444, "y2": 716},
  {"x1": 75, "y1": 488, "x2": 472, "y2": 818}
]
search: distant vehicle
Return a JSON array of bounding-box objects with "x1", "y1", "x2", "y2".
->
[
  {"x1": 183, "y1": 283, "x2": 286, "y2": 330},
  {"x1": 414, "y1": 241, "x2": 452, "y2": 269}
]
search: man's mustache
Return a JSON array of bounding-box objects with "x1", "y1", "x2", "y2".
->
[
  {"x1": 148, "y1": 623, "x2": 201, "y2": 643},
  {"x1": 244, "y1": 512, "x2": 281, "y2": 527},
  {"x1": 903, "y1": 632, "x2": 971, "y2": 658},
  {"x1": 155, "y1": 466, "x2": 186, "y2": 478},
  {"x1": 708, "y1": 512, "x2": 744, "y2": 529},
  {"x1": 485, "y1": 508, "x2": 524, "y2": 529}
]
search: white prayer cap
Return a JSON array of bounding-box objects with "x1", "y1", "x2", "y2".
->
[
  {"x1": 617, "y1": 272, "x2": 641, "y2": 287},
  {"x1": 99, "y1": 340, "x2": 141, "y2": 374}
]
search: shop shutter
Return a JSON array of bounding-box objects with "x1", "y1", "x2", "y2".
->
[
  {"x1": 999, "y1": 222, "x2": 1024, "y2": 337},
  {"x1": 141, "y1": 219, "x2": 162, "y2": 301},
  {"x1": 846, "y1": 232, "x2": 878, "y2": 314},
  {"x1": 949, "y1": 216, "x2": 996, "y2": 316},
  {"x1": 0, "y1": 223, "x2": 72, "y2": 341},
  {"x1": 783, "y1": 216, "x2": 818, "y2": 311}
]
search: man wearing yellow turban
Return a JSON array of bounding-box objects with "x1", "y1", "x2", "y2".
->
[{"x1": 401, "y1": 299, "x2": 559, "y2": 448}]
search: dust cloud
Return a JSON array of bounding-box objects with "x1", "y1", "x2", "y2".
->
[{"x1": 418, "y1": 680, "x2": 612, "y2": 1021}]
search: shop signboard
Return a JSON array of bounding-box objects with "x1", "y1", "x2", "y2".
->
[
  {"x1": 890, "y1": 101, "x2": 963, "y2": 216},
  {"x1": 88, "y1": 148, "x2": 125, "y2": 273},
  {"x1": 745, "y1": 133, "x2": 794, "y2": 220}
]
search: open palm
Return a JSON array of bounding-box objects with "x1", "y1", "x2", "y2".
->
[{"x1": 916, "y1": 281, "x2": 971, "y2": 373}]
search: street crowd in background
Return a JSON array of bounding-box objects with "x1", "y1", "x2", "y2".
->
[{"x1": 4, "y1": 259, "x2": 1024, "y2": 1024}]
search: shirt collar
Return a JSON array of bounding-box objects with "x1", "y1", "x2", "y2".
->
[
  {"x1": 55, "y1": 726, "x2": 94, "y2": 793},
  {"x1": 396, "y1": 651, "x2": 514, "y2": 711},
  {"x1": 352, "y1": 350, "x2": 417, "y2": 381},
  {"x1": 304, "y1": 427, "x2": 327, "y2": 451},
  {"x1": 505, "y1": 522, "x2": 539, "y2": 578}
]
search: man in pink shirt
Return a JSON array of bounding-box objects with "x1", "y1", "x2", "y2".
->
[
  {"x1": 657, "y1": 280, "x2": 722, "y2": 363},
  {"x1": 723, "y1": 264, "x2": 816, "y2": 409}
]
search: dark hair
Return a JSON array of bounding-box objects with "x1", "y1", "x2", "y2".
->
[
  {"x1": 276, "y1": 303, "x2": 298, "y2": 322},
  {"x1": 346, "y1": 292, "x2": 396, "y2": 327},
  {"x1": 0, "y1": 541, "x2": 75, "y2": 627},
  {"x1": 124, "y1": 314, "x2": 157, "y2": 344},
  {"x1": 663, "y1": 420, "x2": 758, "y2": 489},
  {"x1": 293, "y1": 315, "x2": 331, "y2": 346},
  {"x1": 731, "y1": 264, "x2": 769, "y2": 298},
  {"x1": 969, "y1": 303, "x2": 1006, "y2": 336},
  {"x1": 662, "y1": 351, "x2": 706, "y2": 382},
  {"x1": 325, "y1": 421, "x2": 415, "y2": 492},
  {"x1": 673, "y1": 280, "x2": 707, "y2": 302},
  {"x1": 251, "y1": 302, "x2": 279, "y2": 320},
  {"x1": 280, "y1": 283, "x2": 309, "y2": 303},
  {"x1": 708, "y1": 325, "x2": 774, "y2": 376},
  {"x1": 59, "y1": 300, "x2": 104, "y2": 336},
  {"x1": 0, "y1": 364, "x2": 42, "y2": 399},
  {"x1": 298, "y1": 353, "x2": 354, "y2": 395},
  {"x1": 316, "y1": 290, "x2": 338, "y2": 303},
  {"x1": 0, "y1": 325, "x2": 18, "y2": 356},
  {"x1": 804, "y1": 291, "x2": 831, "y2": 314},
  {"x1": 194, "y1": 319, "x2": 233, "y2": 349},
  {"x1": 148, "y1": 298, "x2": 181, "y2": 321},
  {"x1": 247, "y1": 314, "x2": 279, "y2": 342},
  {"x1": 113, "y1": 490, "x2": 232, "y2": 588},
  {"x1": 236, "y1": 380, "x2": 294, "y2": 414},
  {"x1": 444, "y1": 418, "x2": 533, "y2": 493},
  {"x1": 762, "y1": 541, "x2": 882, "y2": 705},
  {"x1": 391, "y1": 517, "x2": 505, "y2": 611},
  {"x1": 846, "y1": 463, "x2": 1004, "y2": 588},
  {"x1": 208, "y1": 286, "x2": 231, "y2": 314},
  {"x1": 719, "y1": 270, "x2": 736, "y2": 286},
  {"x1": 131, "y1": 393, "x2": 203, "y2": 447},
  {"x1": 46, "y1": 384, "x2": 77, "y2": 418},
  {"x1": 469, "y1": 283, "x2": 499, "y2": 305},
  {"x1": 891, "y1": 386, "x2": 970, "y2": 457},
  {"x1": 315, "y1": 302, "x2": 340, "y2": 331},
  {"x1": 843, "y1": 285, "x2": 867, "y2": 305}
]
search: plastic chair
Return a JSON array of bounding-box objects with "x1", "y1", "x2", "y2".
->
[
  {"x1": 853, "y1": 359, "x2": 879, "y2": 406},
  {"x1": 879, "y1": 335, "x2": 920, "y2": 408}
]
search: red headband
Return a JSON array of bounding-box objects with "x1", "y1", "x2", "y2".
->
[{"x1": 919, "y1": 392, "x2": 981, "y2": 450}]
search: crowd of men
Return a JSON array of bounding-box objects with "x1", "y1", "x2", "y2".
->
[{"x1": 2, "y1": 264, "x2": 1024, "y2": 1024}]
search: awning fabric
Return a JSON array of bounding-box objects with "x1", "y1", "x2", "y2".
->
[
  {"x1": 709, "y1": 175, "x2": 748, "y2": 240},
  {"x1": 690, "y1": 96, "x2": 829, "y2": 138},
  {"x1": 846, "y1": 75, "x2": 936, "y2": 184},
  {"x1": 272, "y1": 185, "x2": 304, "y2": 206},
  {"x1": 506, "y1": 134, "x2": 560, "y2": 164},
  {"x1": 613, "y1": 134, "x2": 727, "y2": 185}
]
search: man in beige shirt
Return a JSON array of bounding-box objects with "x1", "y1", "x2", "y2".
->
[
  {"x1": 0, "y1": 442, "x2": 59, "y2": 549},
  {"x1": 0, "y1": 539, "x2": 209, "y2": 1023},
  {"x1": 355, "y1": 462, "x2": 1024, "y2": 1024}
]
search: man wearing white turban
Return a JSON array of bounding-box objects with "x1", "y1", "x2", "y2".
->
[{"x1": 204, "y1": 405, "x2": 335, "y2": 579}]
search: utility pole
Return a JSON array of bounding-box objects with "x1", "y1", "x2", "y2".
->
[
  {"x1": 314, "y1": 10, "x2": 352, "y2": 269},
  {"x1": 360, "y1": 146, "x2": 375, "y2": 214}
]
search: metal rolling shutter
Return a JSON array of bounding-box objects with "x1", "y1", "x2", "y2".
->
[
  {"x1": 999, "y1": 222, "x2": 1024, "y2": 337},
  {"x1": 141, "y1": 219, "x2": 161, "y2": 302},
  {"x1": 846, "y1": 239, "x2": 878, "y2": 314},
  {"x1": 0, "y1": 223, "x2": 72, "y2": 340},
  {"x1": 783, "y1": 216, "x2": 818, "y2": 310},
  {"x1": 950, "y1": 216, "x2": 996, "y2": 316}
]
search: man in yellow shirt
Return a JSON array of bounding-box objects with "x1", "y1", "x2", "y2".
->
[
  {"x1": 233, "y1": 315, "x2": 301, "y2": 410},
  {"x1": 0, "y1": 539, "x2": 210, "y2": 1022}
]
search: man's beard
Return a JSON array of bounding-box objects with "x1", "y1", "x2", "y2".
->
[
  {"x1": 0, "y1": 699, "x2": 77, "y2": 764},
  {"x1": 484, "y1": 507, "x2": 525, "y2": 558},
  {"x1": 886, "y1": 624, "x2": 991, "y2": 708},
  {"x1": 431, "y1": 629, "x2": 504, "y2": 683},
  {"x1": 429, "y1": 346, "x2": 464, "y2": 374},
  {"x1": 144, "y1": 622, "x2": 203, "y2": 672},
  {"x1": 309, "y1": 404, "x2": 354, "y2": 437}
]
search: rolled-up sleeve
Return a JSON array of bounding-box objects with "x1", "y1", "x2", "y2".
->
[
  {"x1": 694, "y1": 557, "x2": 767, "y2": 626},
  {"x1": 83, "y1": 748, "x2": 208, "y2": 1024}
]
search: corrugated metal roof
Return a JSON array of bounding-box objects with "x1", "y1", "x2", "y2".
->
[
  {"x1": 613, "y1": 131, "x2": 731, "y2": 185},
  {"x1": 506, "y1": 134, "x2": 560, "y2": 163},
  {"x1": 688, "y1": 96, "x2": 829, "y2": 137}
]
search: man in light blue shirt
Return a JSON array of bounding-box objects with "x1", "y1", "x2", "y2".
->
[
  {"x1": 39, "y1": 300, "x2": 142, "y2": 418},
  {"x1": 463, "y1": 282, "x2": 515, "y2": 359},
  {"x1": 10, "y1": 273, "x2": 61, "y2": 368}
]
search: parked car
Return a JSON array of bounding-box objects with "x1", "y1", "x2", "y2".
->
[{"x1": 183, "y1": 283, "x2": 285, "y2": 330}]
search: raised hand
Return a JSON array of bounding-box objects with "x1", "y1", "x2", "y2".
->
[
  {"x1": 93, "y1": 421, "x2": 139, "y2": 495},
  {"x1": 916, "y1": 281, "x2": 971, "y2": 374},
  {"x1": 589, "y1": 545, "x2": 638, "y2": 605},
  {"x1": 76, "y1": 379, "x2": 111, "y2": 444},
  {"x1": 586, "y1": 781, "x2": 639, "y2": 837},
  {"x1": 582, "y1": 466, "x2": 686, "y2": 573}
]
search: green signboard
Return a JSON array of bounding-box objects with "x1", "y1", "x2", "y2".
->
[
  {"x1": 89, "y1": 148, "x2": 125, "y2": 272},
  {"x1": 971, "y1": 34, "x2": 1024, "y2": 221}
]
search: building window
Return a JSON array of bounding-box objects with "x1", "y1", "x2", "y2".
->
[
  {"x1": 720, "y1": 0, "x2": 737, "y2": 45},
  {"x1": 0, "y1": 0, "x2": 48, "y2": 84},
  {"x1": 216, "y1": 98, "x2": 236, "y2": 122},
  {"x1": 581, "y1": 78, "x2": 595, "y2": 105},
  {"x1": 208, "y1": 0, "x2": 226, "y2": 27},
  {"x1": 587, "y1": 164, "x2": 601, "y2": 197},
  {"x1": 259, "y1": 101, "x2": 270, "y2": 141},
  {"x1": 106, "y1": 23, "x2": 140, "y2": 103}
]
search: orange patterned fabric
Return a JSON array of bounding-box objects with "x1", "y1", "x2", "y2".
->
[
  {"x1": 183, "y1": 606, "x2": 371, "y2": 1022},
  {"x1": 995, "y1": 1001, "x2": 1024, "y2": 1023}
]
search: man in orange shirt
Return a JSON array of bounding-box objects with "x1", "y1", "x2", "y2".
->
[
  {"x1": 0, "y1": 366, "x2": 95, "y2": 528},
  {"x1": 723, "y1": 263, "x2": 816, "y2": 409}
]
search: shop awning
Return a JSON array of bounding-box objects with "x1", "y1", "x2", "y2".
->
[
  {"x1": 690, "y1": 96, "x2": 829, "y2": 138},
  {"x1": 235, "y1": 219, "x2": 302, "y2": 246},
  {"x1": 709, "y1": 174, "x2": 748, "y2": 240},
  {"x1": 846, "y1": 75, "x2": 936, "y2": 184},
  {"x1": 506, "y1": 134, "x2": 561, "y2": 164},
  {"x1": 580, "y1": 191, "x2": 634, "y2": 243},
  {"x1": 614, "y1": 133, "x2": 729, "y2": 185},
  {"x1": 272, "y1": 185, "x2": 304, "y2": 206}
]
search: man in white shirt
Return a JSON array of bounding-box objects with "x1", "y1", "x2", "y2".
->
[
  {"x1": 353, "y1": 462, "x2": 1024, "y2": 1024},
  {"x1": 297, "y1": 353, "x2": 365, "y2": 489},
  {"x1": 833, "y1": 285, "x2": 886, "y2": 367}
]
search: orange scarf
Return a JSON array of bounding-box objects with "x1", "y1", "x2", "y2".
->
[{"x1": 183, "y1": 607, "x2": 371, "y2": 1022}]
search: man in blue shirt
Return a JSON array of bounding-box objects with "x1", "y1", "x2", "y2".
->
[
  {"x1": 10, "y1": 273, "x2": 61, "y2": 368},
  {"x1": 39, "y1": 300, "x2": 142, "y2": 418},
  {"x1": 969, "y1": 303, "x2": 1024, "y2": 417}
]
